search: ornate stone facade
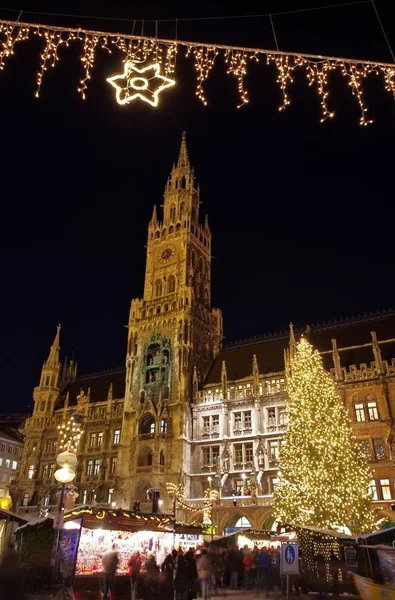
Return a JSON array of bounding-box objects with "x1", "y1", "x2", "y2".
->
[{"x1": 13, "y1": 135, "x2": 395, "y2": 532}]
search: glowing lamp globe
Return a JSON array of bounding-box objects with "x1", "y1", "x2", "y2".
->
[
  {"x1": 56, "y1": 450, "x2": 77, "y2": 469},
  {"x1": 54, "y1": 465, "x2": 76, "y2": 484}
]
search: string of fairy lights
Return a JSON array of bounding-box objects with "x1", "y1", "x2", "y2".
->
[
  {"x1": 166, "y1": 482, "x2": 219, "y2": 520},
  {"x1": 0, "y1": 17, "x2": 394, "y2": 124},
  {"x1": 57, "y1": 414, "x2": 82, "y2": 453}
]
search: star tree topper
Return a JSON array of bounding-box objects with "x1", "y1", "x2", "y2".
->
[{"x1": 107, "y1": 62, "x2": 175, "y2": 107}]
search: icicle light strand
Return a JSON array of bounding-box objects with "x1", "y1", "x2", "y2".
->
[{"x1": 1, "y1": 18, "x2": 395, "y2": 124}]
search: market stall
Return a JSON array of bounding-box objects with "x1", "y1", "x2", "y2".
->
[
  {"x1": 209, "y1": 527, "x2": 289, "y2": 550},
  {"x1": 14, "y1": 506, "x2": 205, "y2": 596}
]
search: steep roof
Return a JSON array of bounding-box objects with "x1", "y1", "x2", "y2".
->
[
  {"x1": 205, "y1": 310, "x2": 395, "y2": 385},
  {"x1": 0, "y1": 426, "x2": 24, "y2": 444},
  {"x1": 60, "y1": 367, "x2": 126, "y2": 407}
]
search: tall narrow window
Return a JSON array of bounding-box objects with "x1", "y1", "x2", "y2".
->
[
  {"x1": 28, "y1": 465, "x2": 34, "y2": 479},
  {"x1": 43, "y1": 464, "x2": 49, "y2": 478},
  {"x1": 267, "y1": 408, "x2": 276, "y2": 426},
  {"x1": 212, "y1": 415, "x2": 219, "y2": 433},
  {"x1": 160, "y1": 419, "x2": 167, "y2": 433},
  {"x1": 202, "y1": 416, "x2": 210, "y2": 434},
  {"x1": 97, "y1": 432, "x2": 103, "y2": 446},
  {"x1": 244, "y1": 411, "x2": 252, "y2": 429},
  {"x1": 168, "y1": 275, "x2": 176, "y2": 293},
  {"x1": 234, "y1": 444, "x2": 243, "y2": 464},
  {"x1": 269, "y1": 440, "x2": 279, "y2": 461},
  {"x1": 86, "y1": 460, "x2": 93, "y2": 476},
  {"x1": 367, "y1": 401, "x2": 379, "y2": 421},
  {"x1": 155, "y1": 280, "x2": 162, "y2": 297},
  {"x1": 373, "y1": 438, "x2": 386, "y2": 461},
  {"x1": 202, "y1": 447, "x2": 210, "y2": 466},
  {"x1": 110, "y1": 457, "x2": 117, "y2": 474},
  {"x1": 113, "y1": 429, "x2": 121, "y2": 445},
  {"x1": 212, "y1": 446, "x2": 220, "y2": 465},
  {"x1": 234, "y1": 413, "x2": 242, "y2": 431},
  {"x1": 245, "y1": 443, "x2": 253, "y2": 462},
  {"x1": 360, "y1": 439, "x2": 371, "y2": 460},
  {"x1": 23, "y1": 493, "x2": 29, "y2": 507},
  {"x1": 369, "y1": 480, "x2": 378, "y2": 500},
  {"x1": 354, "y1": 403, "x2": 366, "y2": 422},
  {"x1": 90, "y1": 433, "x2": 97, "y2": 448},
  {"x1": 93, "y1": 459, "x2": 100, "y2": 475},
  {"x1": 379, "y1": 479, "x2": 391, "y2": 500}
]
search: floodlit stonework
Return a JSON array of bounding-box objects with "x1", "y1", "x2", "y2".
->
[{"x1": 13, "y1": 135, "x2": 395, "y2": 531}]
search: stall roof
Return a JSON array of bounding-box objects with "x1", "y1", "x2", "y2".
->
[
  {"x1": 0, "y1": 508, "x2": 28, "y2": 523},
  {"x1": 14, "y1": 517, "x2": 52, "y2": 533},
  {"x1": 64, "y1": 505, "x2": 208, "y2": 535},
  {"x1": 210, "y1": 528, "x2": 281, "y2": 545},
  {"x1": 294, "y1": 525, "x2": 354, "y2": 540},
  {"x1": 357, "y1": 526, "x2": 395, "y2": 544}
]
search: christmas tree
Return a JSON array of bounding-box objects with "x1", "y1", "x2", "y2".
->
[{"x1": 274, "y1": 337, "x2": 377, "y2": 533}]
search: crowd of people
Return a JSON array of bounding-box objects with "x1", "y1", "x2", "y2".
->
[{"x1": 100, "y1": 543, "x2": 340, "y2": 600}]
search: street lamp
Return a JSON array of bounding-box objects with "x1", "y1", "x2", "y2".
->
[{"x1": 53, "y1": 449, "x2": 77, "y2": 584}]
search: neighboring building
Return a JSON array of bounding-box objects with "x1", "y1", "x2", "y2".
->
[
  {"x1": 0, "y1": 416, "x2": 26, "y2": 510},
  {"x1": 13, "y1": 134, "x2": 395, "y2": 531}
]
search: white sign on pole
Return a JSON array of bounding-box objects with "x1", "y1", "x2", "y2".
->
[{"x1": 280, "y1": 543, "x2": 299, "y2": 575}]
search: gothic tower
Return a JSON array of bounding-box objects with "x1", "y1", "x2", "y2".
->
[
  {"x1": 117, "y1": 133, "x2": 223, "y2": 509},
  {"x1": 17, "y1": 326, "x2": 62, "y2": 503}
]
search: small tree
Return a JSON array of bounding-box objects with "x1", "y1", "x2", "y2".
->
[{"x1": 274, "y1": 337, "x2": 376, "y2": 533}]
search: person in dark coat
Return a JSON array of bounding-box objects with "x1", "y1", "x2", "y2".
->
[
  {"x1": 174, "y1": 554, "x2": 190, "y2": 600},
  {"x1": 185, "y1": 549, "x2": 198, "y2": 600},
  {"x1": 0, "y1": 545, "x2": 25, "y2": 600}
]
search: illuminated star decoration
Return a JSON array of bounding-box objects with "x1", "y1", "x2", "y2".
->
[{"x1": 107, "y1": 61, "x2": 175, "y2": 107}]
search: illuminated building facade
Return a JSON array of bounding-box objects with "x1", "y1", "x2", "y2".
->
[{"x1": 13, "y1": 135, "x2": 395, "y2": 531}]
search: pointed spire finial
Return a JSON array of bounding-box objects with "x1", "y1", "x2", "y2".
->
[
  {"x1": 252, "y1": 354, "x2": 260, "y2": 395},
  {"x1": 151, "y1": 204, "x2": 158, "y2": 223},
  {"x1": 177, "y1": 131, "x2": 189, "y2": 168},
  {"x1": 289, "y1": 322, "x2": 296, "y2": 360},
  {"x1": 221, "y1": 360, "x2": 227, "y2": 400},
  {"x1": 46, "y1": 324, "x2": 61, "y2": 367}
]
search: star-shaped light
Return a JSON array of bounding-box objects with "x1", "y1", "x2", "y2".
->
[{"x1": 107, "y1": 62, "x2": 175, "y2": 107}]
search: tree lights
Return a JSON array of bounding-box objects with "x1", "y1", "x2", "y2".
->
[
  {"x1": 57, "y1": 414, "x2": 82, "y2": 453},
  {"x1": 274, "y1": 338, "x2": 377, "y2": 534},
  {"x1": 1, "y1": 17, "x2": 395, "y2": 123}
]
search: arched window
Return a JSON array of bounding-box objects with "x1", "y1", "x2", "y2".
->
[
  {"x1": 191, "y1": 250, "x2": 197, "y2": 267},
  {"x1": 137, "y1": 447, "x2": 153, "y2": 466},
  {"x1": 169, "y1": 225, "x2": 174, "y2": 234},
  {"x1": 161, "y1": 419, "x2": 167, "y2": 433},
  {"x1": 155, "y1": 280, "x2": 162, "y2": 297},
  {"x1": 164, "y1": 304, "x2": 169, "y2": 312},
  {"x1": 168, "y1": 275, "x2": 176, "y2": 294},
  {"x1": 160, "y1": 451, "x2": 165, "y2": 466},
  {"x1": 155, "y1": 230, "x2": 160, "y2": 239},
  {"x1": 141, "y1": 309, "x2": 146, "y2": 319},
  {"x1": 180, "y1": 203, "x2": 185, "y2": 219},
  {"x1": 170, "y1": 205, "x2": 176, "y2": 222},
  {"x1": 140, "y1": 414, "x2": 156, "y2": 435},
  {"x1": 149, "y1": 308, "x2": 154, "y2": 317},
  {"x1": 199, "y1": 257, "x2": 205, "y2": 274},
  {"x1": 172, "y1": 301, "x2": 177, "y2": 311},
  {"x1": 176, "y1": 223, "x2": 181, "y2": 232},
  {"x1": 161, "y1": 228, "x2": 167, "y2": 237},
  {"x1": 181, "y1": 176, "x2": 186, "y2": 189},
  {"x1": 156, "y1": 306, "x2": 161, "y2": 314}
]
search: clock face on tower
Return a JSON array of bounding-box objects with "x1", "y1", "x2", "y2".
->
[{"x1": 157, "y1": 244, "x2": 176, "y2": 264}]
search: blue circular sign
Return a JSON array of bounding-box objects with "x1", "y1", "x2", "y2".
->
[{"x1": 285, "y1": 545, "x2": 296, "y2": 565}]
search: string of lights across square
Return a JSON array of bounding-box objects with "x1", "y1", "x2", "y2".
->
[{"x1": 1, "y1": 17, "x2": 394, "y2": 124}]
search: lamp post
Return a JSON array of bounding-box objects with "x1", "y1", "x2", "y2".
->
[{"x1": 52, "y1": 449, "x2": 77, "y2": 584}]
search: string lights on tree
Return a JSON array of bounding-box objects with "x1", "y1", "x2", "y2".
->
[
  {"x1": 1, "y1": 17, "x2": 395, "y2": 124},
  {"x1": 274, "y1": 337, "x2": 378, "y2": 534},
  {"x1": 57, "y1": 414, "x2": 82, "y2": 453}
]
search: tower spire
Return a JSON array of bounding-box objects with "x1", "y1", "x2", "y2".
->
[
  {"x1": 289, "y1": 322, "x2": 296, "y2": 360},
  {"x1": 46, "y1": 324, "x2": 61, "y2": 367},
  {"x1": 177, "y1": 131, "x2": 189, "y2": 168}
]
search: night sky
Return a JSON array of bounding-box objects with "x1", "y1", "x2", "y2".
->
[{"x1": 0, "y1": 0, "x2": 394, "y2": 412}]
